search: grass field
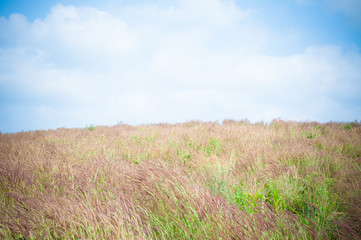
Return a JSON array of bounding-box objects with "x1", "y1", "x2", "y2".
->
[{"x1": 0, "y1": 120, "x2": 360, "y2": 239}]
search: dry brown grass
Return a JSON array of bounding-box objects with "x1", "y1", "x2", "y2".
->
[{"x1": 0, "y1": 120, "x2": 360, "y2": 239}]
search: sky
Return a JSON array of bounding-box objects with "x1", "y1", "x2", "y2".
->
[{"x1": 0, "y1": 0, "x2": 361, "y2": 133}]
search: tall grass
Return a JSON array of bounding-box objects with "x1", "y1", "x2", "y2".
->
[{"x1": 0, "y1": 120, "x2": 360, "y2": 239}]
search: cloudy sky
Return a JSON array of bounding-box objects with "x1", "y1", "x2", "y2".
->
[{"x1": 0, "y1": 0, "x2": 360, "y2": 132}]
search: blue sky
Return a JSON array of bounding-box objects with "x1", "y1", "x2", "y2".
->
[{"x1": 1, "y1": 0, "x2": 361, "y2": 132}]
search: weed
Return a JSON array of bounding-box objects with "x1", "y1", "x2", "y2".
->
[
  {"x1": 232, "y1": 183, "x2": 265, "y2": 213},
  {"x1": 344, "y1": 124, "x2": 351, "y2": 130},
  {"x1": 84, "y1": 124, "x2": 95, "y2": 131},
  {"x1": 202, "y1": 138, "x2": 222, "y2": 156}
]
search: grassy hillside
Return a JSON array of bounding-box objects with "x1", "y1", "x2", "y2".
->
[{"x1": 1, "y1": 120, "x2": 360, "y2": 239}]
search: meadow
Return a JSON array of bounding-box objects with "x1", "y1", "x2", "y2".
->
[{"x1": 0, "y1": 120, "x2": 360, "y2": 239}]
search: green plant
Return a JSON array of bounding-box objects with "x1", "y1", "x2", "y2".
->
[
  {"x1": 303, "y1": 132, "x2": 317, "y2": 139},
  {"x1": 344, "y1": 124, "x2": 351, "y2": 130},
  {"x1": 264, "y1": 180, "x2": 286, "y2": 213},
  {"x1": 84, "y1": 124, "x2": 95, "y2": 131},
  {"x1": 342, "y1": 143, "x2": 361, "y2": 158},
  {"x1": 316, "y1": 142, "x2": 325, "y2": 150},
  {"x1": 232, "y1": 183, "x2": 266, "y2": 213},
  {"x1": 202, "y1": 138, "x2": 222, "y2": 156},
  {"x1": 316, "y1": 126, "x2": 326, "y2": 134}
]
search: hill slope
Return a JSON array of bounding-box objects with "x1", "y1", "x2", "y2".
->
[{"x1": 1, "y1": 120, "x2": 360, "y2": 239}]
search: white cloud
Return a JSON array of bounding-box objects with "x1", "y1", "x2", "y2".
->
[
  {"x1": 12, "y1": 4, "x2": 140, "y2": 70},
  {"x1": 0, "y1": 0, "x2": 361, "y2": 132},
  {"x1": 119, "y1": 0, "x2": 252, "y2": 28}
]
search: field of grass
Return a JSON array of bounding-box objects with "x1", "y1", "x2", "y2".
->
[{"x1": 0, "y1": 120, "x2": 360, "y2": 239}]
